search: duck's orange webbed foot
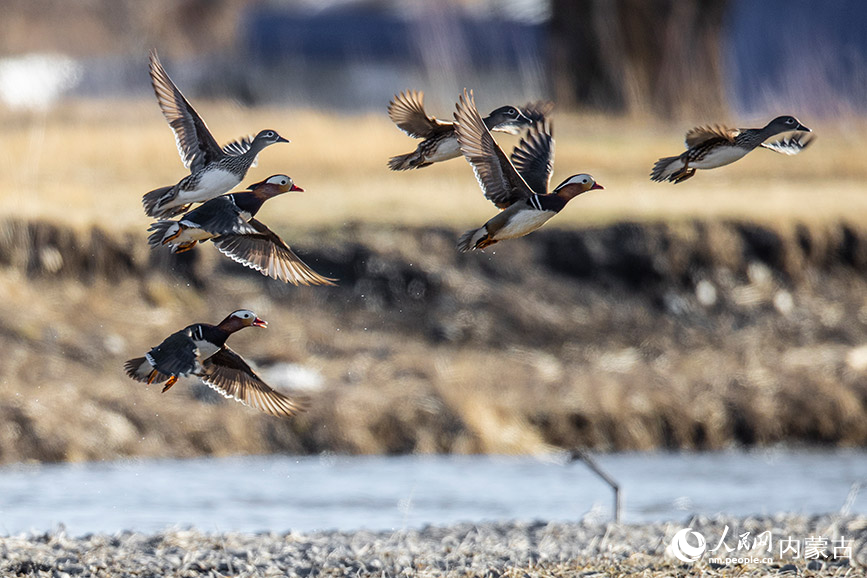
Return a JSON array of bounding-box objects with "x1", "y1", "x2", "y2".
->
[{"x1": 161, "y1": 375, "x2": 178, "y2": 393}]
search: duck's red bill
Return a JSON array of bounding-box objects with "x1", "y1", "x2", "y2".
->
[
  {"x1": 253, "y1": 317, "x2": 268, "y2": 328},
  {"x1": 291, "y1": 184, "x2": 304, "y2": 192},
  {"x1": 591, "y1": 183, "x2": 604, "y2": 190}
]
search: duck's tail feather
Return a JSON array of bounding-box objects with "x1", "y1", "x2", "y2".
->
[
  {"x1": 124, "y1": 357, "x2": 171, "y2": 384},
  {"x1": 387, "y1": 151, "x2": 430, "y2": 171},
  {"x1": 147, "y1": 220, "x2": 178, "y2": 249},
  {"x1": 457, "y1": 227, "x2": 488, "y2": 253},
  {"x1": 650, "y1": 155, "x2": 684, "y2": 182},
  {"x1": 142, "y1": 185, "x2": 176, "y2": 217}
]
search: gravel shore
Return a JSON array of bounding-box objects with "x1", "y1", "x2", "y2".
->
[{"x1": 2, "y1": 515, "x2": 864, "y2": 577}]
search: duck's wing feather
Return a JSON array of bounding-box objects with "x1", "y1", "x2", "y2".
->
[
  {"x1": 221, "y1": 135, "x2": 258, "y2": 167},
  {"x1": 149, "y1": 50, "x2": 223, "y2": 173},
  {"x1": 684, "y1": 124, "x2": 739, "y2": 148},
  {"x1": 214, "y1": 218, "x2": 337, "y2": 286},
  {"x1": 454, "y1": 89, "x2": 535, "y2": 209},
  {"x1": 387, "y1": 90, "x2": 452, "y2": 139},
  {"x1": 761, "y1": 132, "x2": 814, "y2": 155},
  {"x1": 180, "y1": 196, "x2": 258, "y2": 236},
  {"x1": 145, "y1": 328, "x2": 200, "y2": 377},
  {"x1": 510, "y1": 119, "x2": 554, "y2": 196},
  {"x1": 520, "y1": 100, "x2": 554, "y2": 123},
  {"x1": 199, "y1": 347, "x2": 309, "y2": 418}
]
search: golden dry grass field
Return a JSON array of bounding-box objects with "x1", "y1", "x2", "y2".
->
[{"x1": 1, "y1": 100, "x2": 866, "y2": 231}]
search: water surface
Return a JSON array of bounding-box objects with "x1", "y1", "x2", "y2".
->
[{"x1": 0, "y1": 450, "x2": 864, "y2": 536}]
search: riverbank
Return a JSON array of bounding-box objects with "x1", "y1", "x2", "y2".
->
[
  {"x1": 2, "y1": 218, "x2": 867, "y2": 462},
  {"x1": 1, "y1": 515, "x2": 862, "y2": 576}
]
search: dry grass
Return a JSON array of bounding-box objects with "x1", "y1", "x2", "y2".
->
[{"x1": 1, "y1": 100, "x2": 867, "y2": 233}]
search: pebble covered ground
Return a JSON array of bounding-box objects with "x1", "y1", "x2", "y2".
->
[{"x1": 1, "y1": 515, "x2": 864, "y2": 577}]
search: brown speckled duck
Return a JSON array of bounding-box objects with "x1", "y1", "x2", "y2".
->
[
  {"x1": 651, "y1": 115, "x2": 813, "y2": 183},
  {"x1": 143, "y1": 50, "x2": 289, "y2": 217},
  {"x1": 387, "y1": 89, "x2": 550, "y2": 170}
]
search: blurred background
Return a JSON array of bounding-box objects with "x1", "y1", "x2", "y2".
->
[
  {"x1": 2, "y1": 0, "x2": 866, "y2": 115},
  {"x1": 1, "y1": 0, "x2": 867, "y2": 533}
]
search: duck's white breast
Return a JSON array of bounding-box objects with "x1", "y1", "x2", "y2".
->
[
  {"x1": 427, "y1": 137, "x2": 462, "y2": 162},
  {"x1": 181, "y1": 169, "x2": 240, "y2": 203},
  {"x1": 494, "y1": 209, "x2": 556, "y2": 240},
  {"x1": 691, "y1": 146, "x2": 749, "y2": 169}
]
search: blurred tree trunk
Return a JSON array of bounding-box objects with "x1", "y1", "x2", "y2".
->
[{"x1": 551, "y1": 0, "x2": 729, "y2": 119}]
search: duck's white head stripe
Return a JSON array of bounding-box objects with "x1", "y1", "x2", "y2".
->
[
  {"x1": 264, "y1": 175, "x2": 290, "y2": 186},
  {"x1": 555, "y1": 174, "x2": 594, "y2": 191}
]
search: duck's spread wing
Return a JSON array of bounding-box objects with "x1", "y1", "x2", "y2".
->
[
  {"x1": 510, "y1": 119, "x2": 554, "y2": 196},
  {"x1": 684, "y1": 124, "x2": 739, "y2": 148},
  {"x1": 199, "y1": 347, "x2": 309, "y2": 418},
  {"x1": 761, "y1": 132, "x2": 814, "y2": 155},
  {"x1": 387, "y1": 90, "x2": 451, "y2": 138},
  {"x1": 181, "y1": 196, "x2": 258, "y2": 236},
  {"x1": 149, "y1": 50, "x2": 223, "y2": 172},
  {"x1": 520, "y1": 100, "x2": 554, "y2": 124},
  {"x1": 214, "y1": 218, "x2": 337, "y2": 286},
  {"x1": 145, "y1": 328, "x2": 200, "y2": 377},
  {"x1": 454, "y1": 89, "x2": 534, "y2": 209}
]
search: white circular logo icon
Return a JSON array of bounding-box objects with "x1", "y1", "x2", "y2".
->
[{"x1": 670, "y1": 528, "x2": 707, "y2": 563}]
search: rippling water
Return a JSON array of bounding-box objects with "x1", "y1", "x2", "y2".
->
[{"x1": 0, "y1": 450, "x2": 865, "y2": 536}]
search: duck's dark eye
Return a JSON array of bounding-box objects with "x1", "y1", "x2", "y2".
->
[{"x1": 786, "y1": 118, "x2": 794, "y2": 124}]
